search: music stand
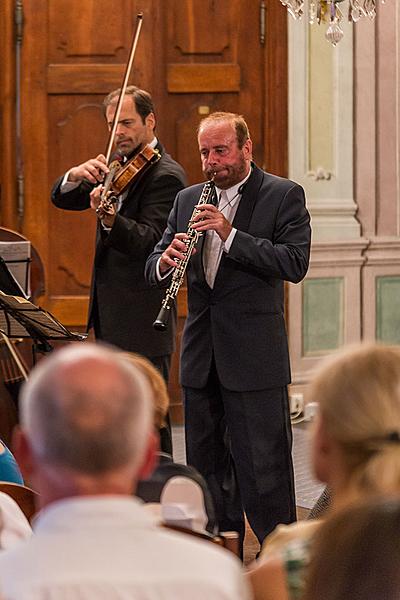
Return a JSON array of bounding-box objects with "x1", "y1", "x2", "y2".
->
[
  {"x1": 0, "y1": 257, "x2": 28, "y2": 299},
  {"x1": 0, "y1": 290, "x2": 86, "y2": 363}
]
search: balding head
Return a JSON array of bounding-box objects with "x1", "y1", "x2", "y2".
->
[{"x1": 19, "y1": 343, "x2": 153, "y2": 479}]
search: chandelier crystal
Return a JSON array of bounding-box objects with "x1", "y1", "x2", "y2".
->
[{"x1": 279, "y1": 1, "x2": 386, "y2": 46}]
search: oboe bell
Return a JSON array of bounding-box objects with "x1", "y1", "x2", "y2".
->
[{"x1": 153, "y1": 305, "x2": 170, "y2": 331}]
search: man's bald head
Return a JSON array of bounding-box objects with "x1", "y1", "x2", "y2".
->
[{"x1": 19, "y1": 344, "x2": 153, "y2": 476}]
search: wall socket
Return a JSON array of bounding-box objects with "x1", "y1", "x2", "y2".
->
[{"x1": 290, "y1": 393, "x2": 304, "y2": 415}]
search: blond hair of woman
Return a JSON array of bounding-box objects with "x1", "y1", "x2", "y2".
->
[{"x1": 248, "y1": 343, "x2": 400, "y2": 600}]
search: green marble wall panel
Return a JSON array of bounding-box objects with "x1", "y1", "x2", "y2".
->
[
  {"x1": 376, "y1": 276, "x2": 400, "y2": 344},
  {"x1": 303, "y1": 277, "x2": 344, "y2": 355}
]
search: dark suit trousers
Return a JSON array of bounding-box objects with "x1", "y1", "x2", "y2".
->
[
  {"x1": 183, "y1": 360, "x2": 296, "y2": 547},
  {"x1": 93, "y1": 303, "x2": 173, "y2": 454}
]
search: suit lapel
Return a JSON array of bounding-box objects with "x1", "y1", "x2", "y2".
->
[
  {"x1": 212, "y1": 165, "x2": 263, "y2": 288},
  {"x1": 231, "y1": 164, "x2": 263, "y2": 233}
]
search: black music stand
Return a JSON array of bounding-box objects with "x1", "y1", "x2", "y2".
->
[
  {"x1": 0, "y1": 290, "x2": 86, "y2": 363},
  {"x1": 0, "y1": 256, "x2": 28, "y2": 299}
]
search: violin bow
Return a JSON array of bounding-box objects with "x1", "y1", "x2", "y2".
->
[{"x1": 104, "y1": 13, "x2": 144, "y2": 164}]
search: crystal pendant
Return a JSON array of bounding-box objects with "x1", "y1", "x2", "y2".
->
[
  {"x1": 280, "y1": 0, "x2": 380, "y2": 45},
  {"x1": 325, "y1": 20, "x2": 344, "y2": 45}
]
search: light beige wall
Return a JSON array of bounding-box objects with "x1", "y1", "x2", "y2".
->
[
  {"x1": 356, "y1": 1, "x2": 400, "y2": 344},
  {"x1": 287, "y1": 3, "x2": 400, "y2": 397}
]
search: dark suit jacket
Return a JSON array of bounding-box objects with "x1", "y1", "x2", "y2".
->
[
  {"x1": 52, "y1": 143, "x2": 187, "y2": 356},
  {"x1": 145, "y1": 165, "x2": 311, "y2": 390}
]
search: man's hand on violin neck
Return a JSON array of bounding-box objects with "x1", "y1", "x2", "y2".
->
[
  {"x1": 68, "y1": 154, "x2": 109, "y2": 184},
  {"x1": 90, "y1": 186, "x2": 116, "y2": 228}
]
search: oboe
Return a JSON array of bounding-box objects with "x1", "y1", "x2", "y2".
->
[{"x1": 153, "y1": 179, "x2": 216, "y2": 331}]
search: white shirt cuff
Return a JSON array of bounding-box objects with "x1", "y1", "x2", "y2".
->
[
  {"x1": 60, "y1": 170, "x2": 81, "y2": 193},
  {"x1": 223, "y1": 228, "x2": 237, "y2": 252},
  {"x1": 156, "y1": 258, "x2": 173, "y2": 281}
]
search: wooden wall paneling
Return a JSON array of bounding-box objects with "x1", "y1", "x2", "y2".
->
[
  {"x1": 20, "y1": 0, "x2": 49, "y2": 300},
  {"x1": 20, "y1": 0, "x2": 152, "y2": 325},
  {"x1": 0, "y1": 1, "x2": 17, "y2": 229},
  {"x1": 48, "y1": 0, "x2": 134, "y2": 62},
  {"x1": 46, "y1": 96, "x2": 102, "y2": 322},
  {"x1": 264, "y1": 1, "x2": 288, "y2": 177},
  {"x1": 158, "y1": 0, "x2": 266, "y2": 186}
]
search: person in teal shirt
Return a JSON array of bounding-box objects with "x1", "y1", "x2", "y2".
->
[{"x1": 0, "y1": 440, "x2": 23, "y2": 485}]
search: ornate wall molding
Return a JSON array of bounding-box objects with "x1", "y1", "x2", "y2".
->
[{"x1": 288, "y1": 15, "x2": 359, "y2": 241}]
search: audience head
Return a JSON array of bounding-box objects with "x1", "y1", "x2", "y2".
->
[
  {"x1": 15, "y1": 343, "x2": 156, "y2": 504},
  {"x1": 119, "y1": 352, "x2": 169, "y2": 430},
  {"x1": 309, "y1": 343, "x2": 400, "y2": 499},
  {"x1": 304, "y1": 497, "x2": 400, "y2": 600}
]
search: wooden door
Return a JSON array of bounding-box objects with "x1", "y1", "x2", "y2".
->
[{"x1": 0, "y1": 0, "x2": 287, "y2": 419}]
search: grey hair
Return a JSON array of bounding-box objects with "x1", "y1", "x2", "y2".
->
[{"x1": 19, "y1": 343, "x2": 153, "y2": 475}]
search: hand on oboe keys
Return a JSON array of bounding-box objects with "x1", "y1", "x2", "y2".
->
[
  {"x1": 190, "y1": 203, "x2": 232, "y2": 241},
  {"x1": 67, "y1": 154, "x2": 109, "y2": 184},
  {"x1": 159, "y1": 202, "x2": 233, "y2": 275},
  {"x1": 159, "y1": 233, "x2": 197, "y2": 274}
]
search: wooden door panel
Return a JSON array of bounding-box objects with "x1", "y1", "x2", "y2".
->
[
  {"x1": 172, "y1": 0, "x2": 231, "y2": 55},
  {"x1": 48, "y1": 0, "x2": 135, "y2": 61},
  {"x1": 20, "y1": 0, "x2": 149, "y2": 326},
  {"x1": 156, "y1": 0, "x2": 266, "y2": 187}
]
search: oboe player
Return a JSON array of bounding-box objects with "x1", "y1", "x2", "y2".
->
[{"x1": 146, "y1": 112, "x2": 311, "y2": 554}]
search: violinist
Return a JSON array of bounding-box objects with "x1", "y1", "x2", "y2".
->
[{"x1": 51, "y1": 85, "x2": 187, "y2": 398}]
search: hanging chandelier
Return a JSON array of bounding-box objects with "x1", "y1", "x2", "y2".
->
[{"x1": 279, "y1": 1, "x2": 385, "y2": 46}]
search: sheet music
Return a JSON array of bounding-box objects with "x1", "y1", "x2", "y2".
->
[
  {"x1": 0, "y1": 308, "x2": 29, "y2": 338},
  {"x1": 0, "y1": 241, "x2": 31, "y2": 296}
]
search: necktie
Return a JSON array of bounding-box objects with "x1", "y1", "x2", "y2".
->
[{"x1": 204, "y1": 190, "x2": 227, "y2": 288}]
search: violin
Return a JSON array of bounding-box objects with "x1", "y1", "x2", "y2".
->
[{"x1": 96, "y1": 144, "x2": 161, "y2": 217}]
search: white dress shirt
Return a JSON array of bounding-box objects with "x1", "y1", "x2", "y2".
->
[
  {"x1": 156, "y1": 169, "x2": 251, "y2": 283},
  {"x1": 0, "y1": 495, "x2": 250, "y2": 600},
  {"x1": 203, "y1": 170, "x2": 251, "y2": 288}
]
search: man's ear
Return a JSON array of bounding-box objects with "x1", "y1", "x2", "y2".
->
[
  {"x1": 242, "y1": 138, "x2": 253, "y2": 161},
  {"x1": 137, "y1": 429, "x2": 158, "y2": 481},
  {"x1": 145, "y1": 112, "x2": 156, "y2": 132},
  {"x1": 12, "y1": 426, "x2": 36, "y2": 482}
]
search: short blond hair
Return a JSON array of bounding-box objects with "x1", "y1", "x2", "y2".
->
[
  {"x1": 119, "y1": 353, "x2": 170, "y2": 430},
  {"x1": 309, "y1": 343, "x2": 400, "y2": 496}
]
